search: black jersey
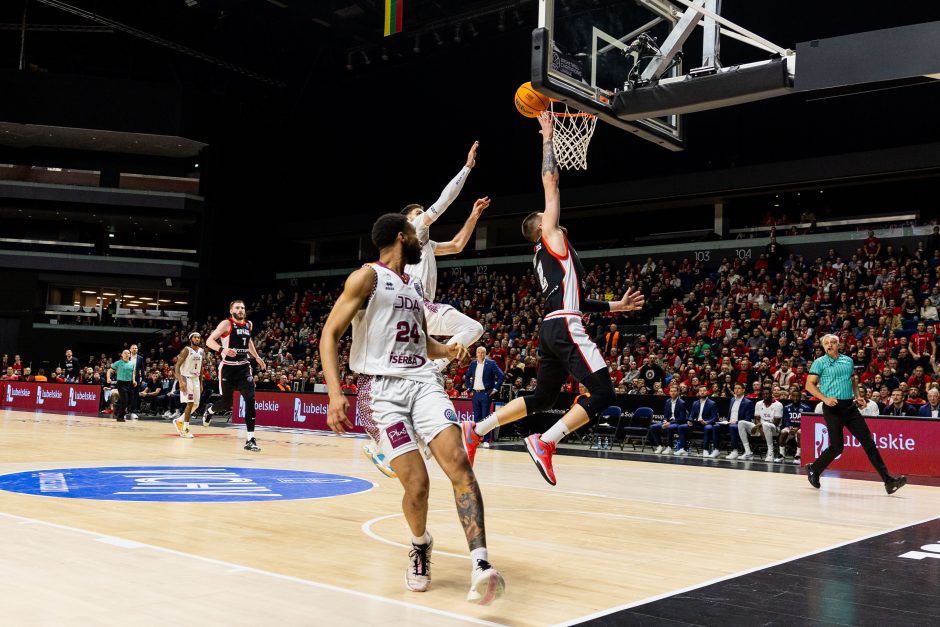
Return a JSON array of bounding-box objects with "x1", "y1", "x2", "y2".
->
[
  {"x1": 533, "y1": 234, "x2": 587, "y2": 316},
  {"x1": 221, "y1": 317, "x2": 253, "y2": 366}
]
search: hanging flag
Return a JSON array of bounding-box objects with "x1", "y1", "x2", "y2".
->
[{"x1": 384, "y1": 0, "x2": 402, "y2": 37}]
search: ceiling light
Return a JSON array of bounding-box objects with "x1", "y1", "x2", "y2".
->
[
  {"x1": 103, "y1": 292, "x2": 116, "y2": 296},
  {"x1": 158, "y1": 299, "x2": 171, "y2": 303},
  {"x1": 139, "y1": 297, "x2": 153, "y2": 300},
  {"x1": 123, "y1": 294, "x2": 135, "y2": 298},
  {"x1": 81, "y1": 290, "x2": 96, "y2": 294},
  {"x1": 174, "y1": 301, "x2": 188, "y2": 305}
]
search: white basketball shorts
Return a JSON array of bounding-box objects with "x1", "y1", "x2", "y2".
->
[{"x1": 356, "y1": 374, "x2": 459, "y2": 463}]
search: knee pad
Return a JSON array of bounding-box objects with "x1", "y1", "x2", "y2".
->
[{"x1": 579, "y1": 374, "x2": 617, "y2": 419}]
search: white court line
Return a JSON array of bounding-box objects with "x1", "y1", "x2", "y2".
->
[
  {"x1": 552, "y1": 514, "x2": 940, "y2": 627},
  {"x1": 362, "y1": 508, "x2": 684, "y2": 560},
  {"x1": 0, "y1": 511, "x2": 507, "y2": 627},
  {"x1": 482, "y1": 479, "x2": 909, "y2": 529}
]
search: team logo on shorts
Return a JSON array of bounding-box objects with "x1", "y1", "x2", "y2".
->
[
  {"x1": 386, "y1": 421, "x2": 412, "y2": 449},
  {"x1": 444, "y1": 408, "x2": 456, "y2": 422}
]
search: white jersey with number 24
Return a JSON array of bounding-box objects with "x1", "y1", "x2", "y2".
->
[{"x1": 350, "y1": 262, "x2": 440, "y2": 385}]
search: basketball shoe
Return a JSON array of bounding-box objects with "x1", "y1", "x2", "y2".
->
[
  {"x1": 524, "y1": 434, "x2": 557, "y2": 485},
  {"x1": 461, "y1": 421, "x2": 483, "y2": 466},
  {"x1": 406, "y1": 536, "x2": 433, "y2": 592},
  {"x1": 467, "y1": 558, "x2": 505, "y2": 605},
  {"x1": 244, "y1": 437, "x2": 261, "y2": 452},
  {"x1": 363, "y1": 443, "x2": 396, "y2": 478}
]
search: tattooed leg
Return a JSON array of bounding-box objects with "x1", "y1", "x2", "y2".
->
[{"x1": 429, "y1": 425, "x2": 487, "y2": 550}]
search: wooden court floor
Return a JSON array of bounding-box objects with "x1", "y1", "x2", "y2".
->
[{"x1": 2, "y1": 409, "x2": 939, "y2": 626}]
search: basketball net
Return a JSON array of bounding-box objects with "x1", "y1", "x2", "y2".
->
[{"x1": 549, "y1": 101, "x2": 597, "y2": 171}]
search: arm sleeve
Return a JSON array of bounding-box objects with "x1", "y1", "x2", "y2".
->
[
  {"x1": 582, "y1": 299, "x2": 612, "y2": 313},
  {"x1": 423, "y1": 166, "x2": 471, "y2": 224}
]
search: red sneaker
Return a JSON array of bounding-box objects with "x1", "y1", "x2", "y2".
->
[
  {"x1": 461, "y1": 421, "x2": 484, "y2": 466},
  {"x1": 524, "y1": 434, "x2": 557, "y2": 485}
]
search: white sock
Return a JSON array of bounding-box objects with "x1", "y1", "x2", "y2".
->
[
  {"x1": 470, "y1": 547, "x2": 488, "y2": 567},
  {"x1": 247, "y1": 431, "x2": 254, "y2": 440},
  {"x1": 796, "y1": 447, "x2": 801, "y2": 455},
  {"x1": 542, "y1": 420, "x2": 570, "y2": 445},
  {"x1": 474, "y1": 413, "x2": 500, "y2": 436},
  {"x1": 412, "y1": 531, "x2": 431, "y2": 546}
]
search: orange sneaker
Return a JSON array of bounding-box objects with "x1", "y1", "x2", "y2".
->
[
  {"x1": 524, "y1": 434, "x2": 557, "y2": 485},
  {"x1": 461, "y1": 421, "x2": 484, "y2": 466}
]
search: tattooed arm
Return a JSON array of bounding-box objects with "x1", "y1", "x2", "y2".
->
[{"x1": 537, "y1": 112, "x2": 566, "y2": 255}]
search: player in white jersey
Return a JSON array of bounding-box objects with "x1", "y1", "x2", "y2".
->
[
  {"x1": 402, "y1": 140, "x2": 487, "y2": 371},
  {"x1": 172, "y1": 332, "x2": 204, "y2": 438},
  {"x1": 364, "y1": 143, "x2": 491, "y2": 477},
  {"x1": 320, "y1": 213, "x2": 504, "y2": 606}
]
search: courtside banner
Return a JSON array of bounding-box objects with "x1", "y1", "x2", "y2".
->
[
  {"x1": 232, "y1": 390, "x2": 475, "y2": 432},
  {"x1": 0, "y1": 381, "x2": 100, "y2": 414},
  {"x1": 801, "y1": 413, "x2": 940, "y2": 477}
]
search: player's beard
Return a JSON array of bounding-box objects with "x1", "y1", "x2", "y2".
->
[
  {"x1": 233, "y1": 311, "x2": 246, "y2": 321},
  {"x1": 404, "y1": 240, "x2": 422, "y2": 265}
]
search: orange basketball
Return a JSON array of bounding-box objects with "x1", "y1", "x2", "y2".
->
[{"x1": 515, "y1": 82, "x2": 551, "y2": 118}]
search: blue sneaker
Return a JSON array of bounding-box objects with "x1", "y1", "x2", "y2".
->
[{"x1": 363, "y1": 443, "x2": 396, "y2": 479}]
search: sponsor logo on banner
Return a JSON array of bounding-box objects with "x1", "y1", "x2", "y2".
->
[
  {"x1": 815, "y1": 422, "x2": 829, "y2": 458},
  {"x1": 36, "y1": 386, "x2": 64, "y2": 405},
  {"x1": 7, "y1": 386, "x2": 31, "y2": 399},
  {"x1": 293, "y1": 399, "x2": 326, "y2": 423},
  {"x1": 256, "y1": 400, "x2": 280, "y2": 412},
  {"x1": 386, "y1": 421, "x2": 412, "y2": 449}
]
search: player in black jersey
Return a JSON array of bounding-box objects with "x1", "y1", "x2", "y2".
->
[
  {"x1": 205, "y1": 299, "x2": 267, "y2": 451},
  {"x1": 461, "y1": 112, "x2": 644, "y2": 484}
]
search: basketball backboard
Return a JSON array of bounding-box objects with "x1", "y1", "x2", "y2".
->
[{"x1": 534, "y1": 0, "x2": 686, "y2": 150}]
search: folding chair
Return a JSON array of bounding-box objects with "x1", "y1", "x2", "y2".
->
[
  {"x1": 621, "y1": 407, "x2": 654, "y2": 451},
  {"x1": 587, "y1": 406, "x2": 622, "y2": 450}
]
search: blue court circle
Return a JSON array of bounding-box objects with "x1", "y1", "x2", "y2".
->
[{"x1": 0, "y1": 466, "x2": 374, "y2": 502}]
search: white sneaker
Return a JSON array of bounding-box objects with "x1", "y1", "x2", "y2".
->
[
  {"x1": 467, "y1": 558, "x2": 505, "y2": 605},
  {"x1": 480, "y1": 442, "x2": 491, "y2": 449},
  {"x1": 740, "y1": 452, "x2": 754, "y2": 460},
  {"x1": 675, "y1": 448, "x2": 688, "y2": 456},
  {"x1": 171, "y1": 410, "x2": 182, "y2": 419},
  {"x1": 764, "y1": 454, "x2": 775, "y2": 462},
  {"x1": 661, "y1": 447, "x2": 673, "y2": 455},
  {"x1": 162, "y1": 410, "x2": 172, "y2": 418},
  {"x1": 129, "y1": 413, "x2": 139, "y2": 420},
  {"x1": 363, "y1": 443, "x2": 397, "y2": 479},
  {"x1": 654, "y1": 445, "x2": 664, "y2": 454},
  {"x1": 726, "y1": 450, "x2": 740, "y2": 460},
  {"x1": 406, "y1": 536, "x2": 433, "y2": 592},
  {"x1": 701, "y1": 450, "x2": 709, "y2": 458},
  {"x1": 173, "y1": 419, "x2": 184, "y2": 436},
  {"x1": 180, "y1": 426, "x2": 194, "y2": 439},
  {"x1": 773, "y1": 456, "x2": 784, "y2": 463},
  {"x1": 709, "y1": 449, "x2": 721, "y2": 458}
]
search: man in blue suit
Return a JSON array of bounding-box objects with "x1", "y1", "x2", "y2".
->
[
  {"x1": 466, "y1": 346, "x2": 505, "y2": 445},
  {"x1": 648, "y1": 386, "x2": 690, "y2": 455},
  {"x1": 690, "y1": 385, "x2": 719, "y2": 457},
  {"x1": 724, "y1": 381, "x2": 755, "y2": 459}
]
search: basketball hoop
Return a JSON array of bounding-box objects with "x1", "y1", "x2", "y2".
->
[{"x1": 549, "y1": 101, "x2": 597, "y2": 171}]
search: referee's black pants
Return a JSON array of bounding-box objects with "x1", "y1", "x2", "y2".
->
[
  {"x1": 815, "y1": 399, "x2": 891, "y2": 481},
  {"x1": 115, "y1": 380, "x2": 132, "y2": 421}
]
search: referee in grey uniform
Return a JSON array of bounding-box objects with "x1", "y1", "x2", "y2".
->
[{"x1": 804, "y1": 334, "x2": 906, "y2": 494}]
